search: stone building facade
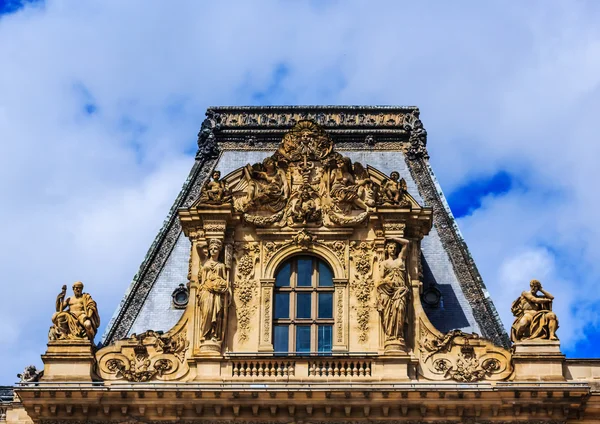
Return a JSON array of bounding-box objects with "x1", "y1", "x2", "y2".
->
[{"x1": 4, "y1": 106, "x2": 600, "y2": 423}]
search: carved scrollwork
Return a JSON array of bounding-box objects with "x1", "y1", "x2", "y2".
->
[
  {"x1": 97, "y1": 329, "x2": 189, "y2": 382},
  {"x1": 233, "y1": 243, "x2": 260, "y2": 343},
  {"x1": 419, "y1": 324, "x2": 512, "y2": 382},
  {"x1": 324, "y1": 240, "x2": 347, "y2": 274},
  {"x1": 349, "y1": 241, "x2": 376, "y2": 343}
]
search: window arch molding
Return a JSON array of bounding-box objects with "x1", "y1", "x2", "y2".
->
[
  {"x1": 262, "y1": 243, "x2": 346, "y2": 281},
  {"x1": 259, "y1": 244, "x2": 349, "y2": 353}
]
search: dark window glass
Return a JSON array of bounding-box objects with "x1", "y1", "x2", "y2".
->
[
  {"x1": 275, "y1": 262, "x2": 291, "y2": 287},
  {"x1": 274, "y1": 293, "x2": 290, "y2": 319},
  {"x1": 318, "y1": 325, "x2": 332, "y2": 353},
  {"x1": 296, "y1": 325, "x2": 311, "y2": 353},
  {"x1": 273, "y1": 325, "x2": 289, "y2": 352},
  {"x1": 296, "y1": 293, "x2": 312, "y2": 319},
  {"x1": 318, "y1": 261, "x2": 333, "y2": 286},
  {"x1": 318, "y1": 293, "x2": 333, "y2": 319},
  {"x1": 297, "y1": 257, "x2": 313, "y2": 286}
]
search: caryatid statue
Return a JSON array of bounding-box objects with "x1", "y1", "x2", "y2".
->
[
  {"x1": 197, "y1": 238, "x2": 231, "y2": 343},
  {"x1": 511, "y1": 279, "x2": 559, "y2": 342},
  {"x1": 376, "y1": 237, "x2": 410, "y2": 349},
  {"x1": 49, "y1": 281, "x2": 100, "y2": 342}
]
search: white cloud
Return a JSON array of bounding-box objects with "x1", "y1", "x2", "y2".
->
[{"x1": 1, "y1": 0, "x2": 600, "y2": 383}]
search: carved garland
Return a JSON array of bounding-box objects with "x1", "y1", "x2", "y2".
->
[
  {"x1": 349, "y1": 241, "x2": 376, "y2": 343},
  {"x1": 233, "y1": 243, "x2": 260, "y2": 343}
]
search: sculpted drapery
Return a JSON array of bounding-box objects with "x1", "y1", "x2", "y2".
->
[
  {"x1": 511, "y1": 279, "x2": 559, "y2": 342},
  {"x1": 198, "y1": 238, "x2": 231, "y2": 342},
  {"x1": 376, "y1": 238, "x2": 410, "y2": 345},
  {"x1": 49, "y1": 281, "x2": 100, "y2": 341}
]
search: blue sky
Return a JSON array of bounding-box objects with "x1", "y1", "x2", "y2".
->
[{"x1": 1, "y1": 0, "x2": 600, "y2": 384}]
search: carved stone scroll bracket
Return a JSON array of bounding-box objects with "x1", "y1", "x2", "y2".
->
[
  {"x1": 96, "y1": 328, "x2": 190, "y2": 383},
  {"x1": 258, "y1": 279, "x2": 275, "y2": 352},
  {"x1": 417, "y1": 317, "x2": 513, "y2": 382}
]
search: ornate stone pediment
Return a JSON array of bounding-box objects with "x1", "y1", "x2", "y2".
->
[{"x1": 193, "y1": 120, "x2": 422, "y2": 230}]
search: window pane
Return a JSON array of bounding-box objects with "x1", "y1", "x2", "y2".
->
[
  {"x1": 318, "y1": 325, "x2": 332, "y2": 353},
  {"x1": 275, "y1": 262, "x2": 291, "y2": 287},
  {"x1": 296, "y1": 325, "x2": 311, "y2": 353},
  {"x1": 318, "y1": 261, "x2": 333, "y2": 287},
  {"x1": 274, "y1": 325, "x2": 289, "y2": 353},
  {"x1": 296, "y1": 293, "x2": 312, "y2": 319},
  {"x1": 274, "y1": 293, "x2": 289, "y2": 319},
  {"x1": 318, "y1": 293, "x2": 333, "y2": 319},
  {"x1": 297, "y1": 257, "x2": 313, "y2": 286}
]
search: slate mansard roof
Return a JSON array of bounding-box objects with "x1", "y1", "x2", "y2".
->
[{"x1": 102, "y1": 106, "x2": 510, "y2": 349}]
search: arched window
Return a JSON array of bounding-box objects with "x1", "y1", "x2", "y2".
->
[{"x1": 273, "y1": 255, "x2": 334, "y2": 354}]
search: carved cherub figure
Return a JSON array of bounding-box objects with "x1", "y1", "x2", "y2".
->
[
  {"x1": 199, "y1": 170, "x2": 231, "y2": 205},
  {"x1": 49, "y1": 281, "x2": 100, "y2": 341},
  {"x1": 511, "y1": 279, "x2": 559, "y2": 342},
  {"x1": 380, "y1": 171, "x2": 408, "y2": 205}
]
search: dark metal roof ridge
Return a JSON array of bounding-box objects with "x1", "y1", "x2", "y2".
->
[{"x1": 208, "y1": 105, "x2": 419, "y2": 111}]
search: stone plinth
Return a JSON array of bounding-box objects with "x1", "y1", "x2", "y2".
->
[
  {"x1": 512, "y1": 340, "x2": 565, "y2": 381},
  {"x1": 41, "y1": 340, "x2": 95, "y2": 382}
]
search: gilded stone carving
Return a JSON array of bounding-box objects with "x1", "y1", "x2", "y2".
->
[
  {"x1": 98, "y1": 330, "x2": 189, "y2": 382},
  {"x1": 511, "y1": 279, "x2": 559, "y2": 342},
  {"x1": 349, "y1": 241, "x2": 376, "y2": 343},
  {"x1": 376, "y1": 238, "x2": 410, "y2": 352},
  {"x1": 198, "y1": 170, "x2": 232, "y2": 205},
  {"x1": 233, "y1": 243, "x2": 260, "y2": 343},
  {"x1": 48, "y1": 282, "x2": 100, "y2": 342},
  {"x1": 197, "y1": 239, "x2": 231, "y2": 345}
]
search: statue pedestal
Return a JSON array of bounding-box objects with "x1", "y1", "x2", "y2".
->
[
  {"x1": 41, "y1": 340, "x2": 95, "y2": 382},
  {"x1": 512, "y1": 340, "x2": 565, "y2": 381},
  {"x1": 373, "y1": 354, "x2": 415, "y2": 381},
  {"x1": 197, "y1": 340, "x2": 222, "y2": 356},
  {"x1": 383, "y1": 338, "x2": 408, "y2": 355}
]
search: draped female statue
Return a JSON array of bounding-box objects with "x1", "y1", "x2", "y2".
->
[
  {"x1": 376, "y1": 237, "x2": 410, "y2": 349},
  {"x1": 197, "y1": 239, "x2": 231, "y2": 343}
]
